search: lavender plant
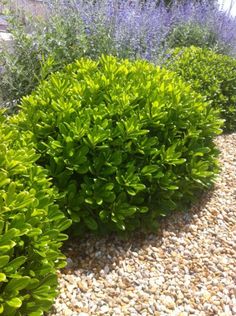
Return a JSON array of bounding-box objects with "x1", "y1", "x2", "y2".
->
[
  {"x1": 67, "y1": 0, "x2": 236, "y2": 60},
  {"x1": 1, "y1": 0, "x2": 236, "y2": 106}
]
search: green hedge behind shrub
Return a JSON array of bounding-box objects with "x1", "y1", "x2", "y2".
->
[
  {"x1": 164, "y1": 46, "x2": 236, "y2": 132},
  {"x1": 0, "y1": 111, "x2": 71, "y2": 315},
  {"x1": 166, "y1": 22, "x2": 225, "y2": 53},
  {"x1": 12, "y1": 56, "x2": 222, "y2": 234}
]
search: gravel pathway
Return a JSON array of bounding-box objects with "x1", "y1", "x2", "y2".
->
[{"x1": 49, "y1": 133, "x2": 236, "y2": 316}]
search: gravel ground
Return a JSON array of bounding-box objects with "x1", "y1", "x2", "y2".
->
[{"x1": 49, "y1": 133, "x2": 236, "y2": 316}]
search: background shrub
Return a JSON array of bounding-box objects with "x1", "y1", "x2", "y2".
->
[
  {"x1": 0, "y1": 111, "x2": 71, "y2": 315},
  {"x1": 166, "y1": 21, "x2": 224, "y2": 52},
  {"x1": 1, "y1": 0, "x2": 236, "y2": 108},
  {"x1": 0, "y1": 9, "x2": 87, "y2": 109},
  {"x1": 12, "y1": 56, "x2": 222, "y2": 234},
  {"x1": 164, "y1": 46, "x2": 236, "y2": 132}
]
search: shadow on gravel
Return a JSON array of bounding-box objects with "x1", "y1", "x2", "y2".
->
[{"x1": 61, "y1": 188, "x2": 215, "y2": 276}]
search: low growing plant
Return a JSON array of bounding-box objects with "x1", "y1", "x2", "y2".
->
[
  {"x1": 12, "y1": 56, "x2": 223, "y2": 234},
  {"x1": 0, "y1": 111, "x2": 71, "y2": 315},
  {"x1": 164, "y1": 46, "x2": 236, "y2": 132}
]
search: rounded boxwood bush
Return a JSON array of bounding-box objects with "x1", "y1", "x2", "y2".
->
[
  {"x1": 12, "y1": 56, "x2": 222, "y2": 234},
  {"x1": 164, "y1": 46, "x2": 236, "y2": 132},
  {"x1": 0, "y1": 111, "x2": 71, "y2": 315}
]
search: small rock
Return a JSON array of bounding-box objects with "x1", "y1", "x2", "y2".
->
[
  {"x1": 77, "y1": 281, "x2": 88, "y2": 292},
  {"x1": 160, "y1": 295, "x2": 176, "y2": 309},
  {"x1": 100, "y1": 305, "x2": 109, "y2": 314},
  {"x1": 104, "y1": 265, "x2": 110, "y2": 274}
]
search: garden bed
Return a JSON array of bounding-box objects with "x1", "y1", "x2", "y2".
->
[
  {"x1": 0, "y1": 2, "x2": 235, "y2": 315},
  {"x1": 49, "y1": 133, "x2": 236, "y2": 316}
]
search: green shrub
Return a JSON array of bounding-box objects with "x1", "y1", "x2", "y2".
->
[
  {"x1": 12, "y1": 56, "x2": 222, "y2": 234},
  {"x1": 164, "y1": 46, "x2": 236, "y2": 132},
  {"x1": 166, "y1": 22, "x2": 227, "y2": 54},
  {"x1": 0, "y1": 111, "x2": 71, "y2": 315}
]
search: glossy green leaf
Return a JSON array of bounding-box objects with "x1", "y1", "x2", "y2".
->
[
  {"x1": 5, "y1": 276, "x2": 31, "y2": 292},
  {"x1": 6, "y1": 297, "x2": 22, "y2": 308},
  {"x1": 0, "y1": 172, "x2": 10, "y2": 188},
  {"x1": 84, "y1": 217, "x2": 98, "y2": 230},
  {"x1": 141, "y1": 165, "x2": 159, "y2": 175},
  {"x1": 4, "y1": 256, "x2": 27, "y2": 272},
  {"x1": 0, "y1": 273, "x2": 6, "y2": 282},
  {"x1": 0, "y1": 255, "x2": 10, "y2": 268}
]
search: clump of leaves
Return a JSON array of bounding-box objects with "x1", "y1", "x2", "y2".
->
[
  {"x1": 165, "y1": 46, "x2": 236, "y2": 132},
  {"x1": 12, "y1": 56, "x2": 222, "y2": 234},
  {"x1": 166, "y1": 22, "x2": 225, "y2": 53},
  {"x1": 0, "y1": 111, "x2": 71, "y2": 315}
]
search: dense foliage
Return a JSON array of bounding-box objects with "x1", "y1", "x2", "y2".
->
[
  {"x1": 0, "y1": 111, "x2": 71, "y2": 315},
  {"x1": 166, "y1": 21, "x2": 221, "y2": 51},
  {"x1": 165, "y1": 46, "x2": 236, "y2": 132},
  {"x1": 0, "y1": 1, "x2": 233, "y2": 312},
  {"x1": 1, "y1": 0, "x2": 235, "y2": 107},
  {"x1": 12, "y1": 56, "x2": 222, "y2": 234}
]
